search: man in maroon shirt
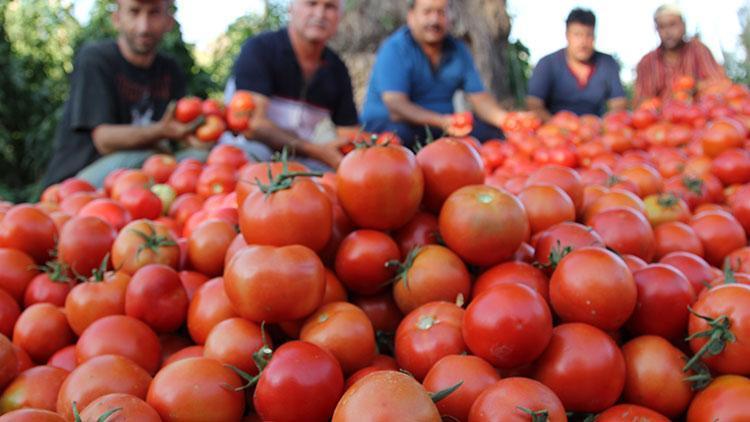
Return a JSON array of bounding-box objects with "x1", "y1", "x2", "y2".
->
[{"x1": 634, "y1": 4, "x2": 726, "y2": 105}]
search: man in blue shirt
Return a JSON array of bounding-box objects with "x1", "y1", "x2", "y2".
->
[
  {"x1": 526, "y1": 8, "x2": 627, "y2": 120},
  {"x1": 361, "y1": 0, "x2": 507, "y2": 146}
]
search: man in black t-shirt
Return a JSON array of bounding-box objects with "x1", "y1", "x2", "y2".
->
[
  {"x1": 223, "y1": 0, "x2": 358, "y2": 169},
  {"x1": 42, "y1": 0, "x2": 201, "y2": 188}
]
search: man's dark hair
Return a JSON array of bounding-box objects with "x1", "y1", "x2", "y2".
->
[{"x1": 566, "y1": 8, "x2": 596, "y2": 28}]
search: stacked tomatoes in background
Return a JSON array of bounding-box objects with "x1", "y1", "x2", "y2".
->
[
  {"x1": 174, "y1": 90, "x2": 255, "y2": 143},
  {"x1": 0, "y1": 80, "x2": 749, "y2": 422}
]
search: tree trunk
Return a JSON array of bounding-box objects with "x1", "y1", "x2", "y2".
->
[{"x1": 332, "y1": 0, "x2": 512, "y2": 107}]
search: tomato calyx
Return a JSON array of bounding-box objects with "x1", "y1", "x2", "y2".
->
[
  {"x1": 251, "y1": 151, "x2": 323, "y2": 197},
  {"x1": 517, "y1": 406, "x2": 550, "y2": 422},
  {"x1": 226, "y1": 322, "x2": 273, "y2": 391},
  {"x1": 606, "y1": 174, "x2": 623, "y2": 187},
  {"x1": 682, "y1": 357, "x2": 713, "y2": 391},
  {"x1": 36, "y1": 259, "x2": 71, "y2": 284},
  {"x1": 72, "y1": 400, "x2": 122, "y2": 422},
  {"x1": 82, "y1": 253, "x2": 111, "y2": 283},
  {"x1": 427, "y1": 380, "x2": 463, "y2": 403},
  {"x1": 533, "y1": 240, "x2": 572, "y2": 271},
  {"x1": 721, "y1": 258, "x2": 739, "y2": 285},
  {"x1": 682, "y1": 175, "x2": 704, "y2": 196},
  {"x1": 657, "y1": 192, "x2": 679, "y2": 208},
  {"x1": 130, "y1": 223, "x2": 176, "y2": 259},
  {"x1": 683, "y1": 307, "x2": 736, "y2": 375},
  {"x1": 385, "y1": 246, "x2": 422, "y2": 289}
]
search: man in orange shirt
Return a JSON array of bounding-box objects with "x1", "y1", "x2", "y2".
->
[{"x1": 634, "y1": 4, "x2": 726, "y2": 105}]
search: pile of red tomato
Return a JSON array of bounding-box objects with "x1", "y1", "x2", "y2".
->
[{"x1": 0, "y1": 80, "x2": 749, "y2": 422}]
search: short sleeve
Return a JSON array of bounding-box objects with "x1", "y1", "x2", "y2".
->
[
  {"x1": 605, "y1": 57, "x2": 626, "y2": 99},
  {"x1": 457, "y1": 42, "x2": 485, "y2": 93},
  {"x1": 68, "y1": 46, "x2": 118, "y2": 131},
  {"x1": 374, "y1": 39, "x2": 410, "y2": 94},
  {"x1": 233, "y1": 37, "x2": 273, "y2": 96},
  {"x1": 331, "y1": 64, "x2": 359, "y2": 126},
  {"x1": 527, "y1": 56, "x2": 554, "y2": 101}
]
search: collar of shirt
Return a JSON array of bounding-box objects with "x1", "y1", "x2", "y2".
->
[{"x1": 402, "y1": 26, "x2": 459, "y2": 68}]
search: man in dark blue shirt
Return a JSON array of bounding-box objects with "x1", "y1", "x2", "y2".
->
[
  {"x1": 226, "y1": 0, "x2": 358, "y2": 169},
  {"x1": 526, "y1": 8, "x2": 627, "y2": 120},
  {"x1": 361, "y1": 0, "x2": 507, "y2": 146}
]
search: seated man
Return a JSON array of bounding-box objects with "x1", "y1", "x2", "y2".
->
[
  {"x1": 526, "y1": 8, "x2": 627, "y2": 121},
  {"x1": 42, "y1": 0, "x2": 202, "y2": 188},
  {"x1": 635, "y1": 4, "x2": 726, "y2": 104},
  {"x1": 223, "y1": 0, "x2": 358, "y2": 170},
  {"x1": 360, "y1": 0, "x2": 507, "y2": 147}
]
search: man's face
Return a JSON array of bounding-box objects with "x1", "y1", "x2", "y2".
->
[
  {"x1": 113, "y1": 0, "x2": 173, "y2": 56},
  {"x1": 289, "y1": 0, "x2": 342, "y2": 44},
  {"x1": 656, "y1": 14, "x2": 686, "y2": 50},
  {"x1": 565, "y1": 22, "x2": 595, "y2": 62},
  {"x1": 407, "y1": 0, "x2": 450, "y2": 47}
]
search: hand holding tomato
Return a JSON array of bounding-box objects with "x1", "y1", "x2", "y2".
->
[{"x1": 445, "y1": 112, "x2": 473, "y2": 137}]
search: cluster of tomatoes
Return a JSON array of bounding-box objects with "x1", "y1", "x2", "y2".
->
[
  {"x1": 0, "y1": 81, "x2": 749, "y2": 422},
  {"x1": 174, "y1": 91, "x2": 255, "y2": 143}
]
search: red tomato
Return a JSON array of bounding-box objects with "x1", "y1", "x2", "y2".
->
[
  {"x1": 701, "y1": 117, "x2": 745, "y2": 158},
  {"x1": 393, "y1": 211, "x2": 439, "y2": 259},
  {"x1": 0, "y1": 289, "x2": 20, "y2": 338},
  {"x1": 187, "y1": 219, "x2": 235, "y2": 278},
  {"x1": 12, "y1": 303, "x2": 73, "y2": 363},
  {"x1": 416, "y1": 137, "x2": 484, "y2": 212},
  {"x1": 119, "y1": 186, "x2": 162, "y2": 220},
  {"x1": 659, "y1": 251, "x2": 716, "y2": 296},
  {"x1": 76, "y1": 315, "x2": 161, "y2": 375},
  {"x1": 352, "y1": 291, "x2": 404, "y2": 333},
  {"x1": 468, "y1": 377, "x2": 567, "y2": 422},
  {"x1": 526, "y1": 164, "x2": 583, "y2": 211},
  {"x1": 337, "y1": 144, "x2": 424, "y2": 230},
  {"x1": 0, "y1": 365, "x2": 68, "y2": 414},
  {"x1": 47, "y1": 345, "x2": 77, "y2": 372},
  {"x1": 111, "y1": 219, "x2": 180, "y2": 275},
  {"x1": 255, "y1": 341, "x2": 344, "y2": 422},
  {"x1": 178, "y1": 270, "x2": 209, "y2": 301},
  {"x1": 597, "y1": 404, "x2": 670, "y2": 421},
  {"x1": 589, "y1": 207, "x2": 656, "y2": 262},
  {"x1": 203, "y1": 317, "x2": 267, "y2": 375},
  {"x1": 0, "y1": 248, "x2": 38, "y2": 304},
  {"x1": 167, "y1": 163, "x2": 202, "y2": 195},
  {"x1": 78, "y1": 198, "x2": 132, "y2": 231},
  {"x1": 622, "y1": 335, "x2": 695, "y2": 418},
  {"x1": 711, "y1": 148, "x2": 750, "y2": 185},
  {"x1": 80, "y1": 393, "x2": 160, "y2": 422},
  {"x1": 422, "y1": 354, "x2": 501, "y2": 422},
  {"x1": 550, "y1": 247, "x2": 637, "y2": 331},
  {"x1": 473, "y1": 261, "x2": 550, "y2": 304},
  {"x1": 334, "y1": 230, "x2": 400, "y2": 295},
  {"x1": 532, "y1": 221, "x2": 604, "y2": 271},
  {"x1": 224, "y1": 245, "x2": 325, "y2": 323},
  {"x1": 142, "y1": 154, "x2": 177, "y2": 184},
  {"x1": 654, "y1": 221, "x2": 705, "y2": 259},
  {"x1": 395, "y1": 301, "x2": 465, "y2": 381},
  {"x1": 64, "y1": 270, "x2": 130, "y2": 336},
  {"x1": 344, "y1": 354, "x2": 398, "y2": 390},
  {"x1": 187, "y1": 277, "x2": 237, "y2": 344},
  {"x1": 392, "y1": 245, "x2": 471, "y2": 315},
  {"x1": 463, "y1": 284, "x2": 552, "y2": 369},
  {"x1": 300, "y1": 302, "x2": 376, "y2": 375},
  {"x1": 57, "y1": 215, "x2": 116, "y2": 278},
  {"x1": 0, "y1": 204, "x2": 57, "y2": 264},
  {"x1": 533, "y1": 323, "x2": 626, "y2": 413},
  {"x1": 206, "y1": 144, "x2": 248, "y2": 169},
  {"x1": 147, "y1": 357, "x2": 245, "y2": 421},
  {"x1": 689, "y1": 210, "x2": 747, "y2": 267},
  {"x1": 439, "y1": 185, "x2": 529, "y2": 266},
  {"x1": 196, "y1": 115, "x2": 226, "y2": 143},
  {"x1": 161, "y1": 345, "x2": 203, "y2": 367},
  {"x1": 686, "y1": 375, "x2": 750, "y2": 422},
  {"x1": 332, "y1": 371, "x2": 439, "y2": 422},
  {"x1": 175, "y1": 97, "x2": 202, "y2": 123},
  {"x1": 125, "y1": 264, "x2": 188, "y2": 334},
  {"x1": 518, "y1": 184, "x2": 576, "y2": 234}
]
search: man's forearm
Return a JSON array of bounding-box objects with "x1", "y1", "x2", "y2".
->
[
  {"x1": 525, "y1": 96, "x2": 552, "y2": 122},
  {"x1": 385, "y1": 98, "x2": 448, "y2": 129},
  {"x1": 247, "y1": 117, "x2": 316, "y2": 157},
  {"x1": 470, "y1": 93, "x2": 507, "y2": 128},
  {"x1": 92, "y1": 123, "x2": 164, "y2": 155}
]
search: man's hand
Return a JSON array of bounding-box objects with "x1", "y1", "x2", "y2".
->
[
  {"x1": 304, "y1": 141, "x2": 344, "y2": 169},
  {"x1": 157, "y1": 101, "x2": 203, "y2": 141}
]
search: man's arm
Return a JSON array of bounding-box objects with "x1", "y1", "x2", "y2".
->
[
  {"x1": 526, "y1": 96, "x2": 552, "y2": 122},
  {"x1": 467, "y1": 92, "x2": 507, "y2": 128},
  {"x1": 382, "y1": 92, "x2": 452, "y2": 130},
  {"x1": 243, "y1": 93, "x2": 344, "y2": 169}
]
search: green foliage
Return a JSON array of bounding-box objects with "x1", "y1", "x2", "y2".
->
[
  {"x1": 506, "y1": 39, "x2": 531, "y2": 108},
  {"x1": 723, "y1": 5, "x2": 750, "y2": 85}
]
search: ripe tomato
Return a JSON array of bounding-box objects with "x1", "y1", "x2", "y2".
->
[
  {"x1": 56, "y1": 354, "x2": 152, "y2": 422},
  {"x1": 224, "y1": 245, "x2": 325, "y2": 323},
  {"x1": 550, "y1": 247, "x2": 637, "y2": 331},
  {"x1": 622, "y1": 335, "x2": 694, "y2": 418},
  {"x1": 596, "y1": 404, "x2": 670, "y2": 422},
  {"x1": 47, "y1": 345, "x2": 76, "y2": 372},
  {"x1": 142, "y1": 154, "x2": 177, "y2": 184},
  {"x1": 177, "y1": 270, "x2": 209, "y2": 301},
  {"x1": 76, "y1": 315, "x2": 161, "y2": 375},
  {"x1": 654, "y1": 221, "x2": 704, "y2": 259},
  {"x1": 301, "y1": 301, "x2": 376, "y2": 375},
  {"x1": 352, "y1": 291, "x2": 404, "y2": 333},
  {"x1": 701, "y1": 117, "x2": 745, "y2": 158},
  {"x1": 79, "y1": 393, "x2": 160, "y2": 422},
  {"x1": 240, "y1": 176, "x2": 331, "y2": 252},
  {"x1": 0, "y1": 409, "x2": 65, "y2": 421},
  {"x1": 392, "y1": 245, "x2": 471, "y2": 315},
  {"x1": 119, "y1": 186, "x2": 162, "y2": 220},
  {"x1": 78, "y1": 198, "x2": 132, "y2": 231},
  {"x1": 463, "y1": 284, "x2": 552, "y2": 369},
  {"x1": 659, "y1": 251, "x2": 716, "y2": 296},
  {"x1": 203, "y1": 317, "x2": 267, "y2": 375},
  {"x1": 58, "y1": 215, "x2": 116, "y2": 278},
  {"x1": 167, "y1": 163, "x2": 202, "y2": 195},
  {"x1": 0, "y1": 289, "x2": 20, "y2": 338},
  {"x1": 186, "y1": 216, "x2": 237, "y2": 276},
  {"x1": 473, "y1": 261, "x2": 550, "y2": 304},
  {"x1": 532, "y1": 222, "x2": 604, "y2": 271},
  {"x1": 395, "y1": 301, "x2": 465, "y2": 381},
  {"x1": 64, "y1": 270, "x2": 129, "y2": 336},
  {"x1": 344, "y1": 354, "x2": 398, "y2": 390},
  {"x1": 161, "y1": 345, "x2": 204, "y2": 367},
  {"x1": 729, "y1": 184, "x2": 750, "y2": 233},
  {"x1": 687, "y1": 284, "x2": 750, "y2": 375},
  {"x1": 226, "y1": 90, "x2": 254, "y2": 132},
  {"x1": 0, "y1": 204, "x2": 57, "y2": 265},
  {"x1": 468, "y1": 377, "x2": 567, "y2": 422},
  {"x1": 518, "y1": 184, "x2": 576, "y2": 234},
  {"x1": 332, "y1": 371, "x2": 440, "y2": 422},
  {"x1": 186, "y1": 277, "x2": 237, "y2": 344},
  {"x1": 416, "y1": 137, "x2": 484, "y2": 212},
  {"x1": 689, "y1": 210, "x2": 747, "y2": 267},
  {"x1": 13, "y1": 303, "x2": 73, "y2": 363},
  {"x1": 584, "y1": 188, "x2": 646, "y2": 223},
  {"x1": 147, "y1": 357, "x2": 245, "y2": 421},
  {"x1": 195, "y1": 115, "x2": 226, "y2": 143},
  {"x1": 255, "y1": 341, "x2": 344, "y2": 422},
  {"x1": 0, "y1": 365, "x2": 68, "y2": 414},
  {"x1": 111, "y1": 219, "x2": 180, "y2": 275},
  {"x1": 235, "y1": 161, "x2": 309, "y2": 206},
  {"x1": 423, "y1": 355, "x2": 501, "y2": 421},
  {"x1": 686, "y1": 375, "x2": 750, "y2": 422},
  {"x1": 393, "y1": 211, "x2": 439, "y2": 259},
  {"x1": 334, "y1": 230, "x2": 399, "y2": 295},
  {"x1": 439, "y1": 185, "x2": 529, "y2": 266},
  {"x1": 533, "y1": 323, "x2": 626, "y2": 413},
  {"x1": 125, "y1": 264, "x2": 188, "y2": 334},
  {"x1": 711, "y1": 148, "x2": 750, "y2": 185},
  {"x1": 526, "y1": 164, "x2": 583, "y2": 211},
  {"x1": 337, "y1": 144, "x2": 424, "y2": 230},
  {"x1": 618, "y1": 163, "x2": 664, "y2": 198},
  {"x1": 589, "y1": 207, "x2": 656, "y2": 262},
  {"x1": 175, "y1": 97, "x2": 202, "y2": 123}
]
